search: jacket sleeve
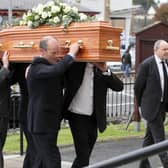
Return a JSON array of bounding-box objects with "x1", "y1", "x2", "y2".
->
[
  {"x1": 134, "y1": 62, "x2": 148, "y2": 106},
  {"x1": 0, "y1": 67, "x2": 10, "y2": 84},
  {"x1": 31, "y1": 55, "x2": 74, "y2": 79},
  {"x1": 100, "y1": 71, "x2": 123, "y2": 91}
]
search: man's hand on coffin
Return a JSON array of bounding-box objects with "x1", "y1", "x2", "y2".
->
[
  {"x1": 2, "y1": 51, "x2": 9, "y2": 69},
  {"x1": 68, "y1": 42, "x2": 80, "y2": 58}
]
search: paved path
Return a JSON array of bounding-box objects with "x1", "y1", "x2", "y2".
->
[{"x1": 4, "y1": 137, "x2": 163, "y2": 168}]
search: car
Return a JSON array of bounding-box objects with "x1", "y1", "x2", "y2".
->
[{"x1": 107, "y1": 61, "x2": 122, "y2": 72}]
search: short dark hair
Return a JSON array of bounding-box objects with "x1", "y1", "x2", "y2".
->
[
  {"x1": 39, "y1": 36, "x2": 59, "y2": 51},
  {"x1": 39, "y1": 38, "x2": 49, "y2": 51}
]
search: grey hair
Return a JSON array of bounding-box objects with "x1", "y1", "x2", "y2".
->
[
  {"x1": 39, "y1": 36, "x2": 58, "y2": 51},
  {"x1": 154, "y1": 40, "x2": 167, "y2": 51}
]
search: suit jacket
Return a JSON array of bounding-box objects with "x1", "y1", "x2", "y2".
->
[
  {"x1": 11, "y1": 63, "x2": 30, "y2": 125},
  {"x1": 63, "y1": 62, "x2": 123, "y2": 132},
  {"x1": 134, "y1": 56, "x2": 164, "y2": 121},
  {"x1": 27, "y1": 55, "x2": 74, "y2": 133},
  {"x1": 0, "y1": 67, "x2": 10, "y2": 118}
]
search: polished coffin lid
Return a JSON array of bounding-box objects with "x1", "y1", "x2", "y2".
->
[{"x1": 0, "y1": 21, "x2": 122, "y2": 62}]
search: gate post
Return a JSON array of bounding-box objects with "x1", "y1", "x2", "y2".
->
[{"x1": 132, "y1": 99, "x2": 141, "y2": 131}]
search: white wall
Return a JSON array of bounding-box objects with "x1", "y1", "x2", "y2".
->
[
  {"x1": 80, "y1": 0, "x2": 132, "y2": 20},
  {"x1": 110, "y1": 0, "x2": 132, "y2": 11},
  {"x1": 80, "y1": 0, "x2": 104, "y2": 19}
]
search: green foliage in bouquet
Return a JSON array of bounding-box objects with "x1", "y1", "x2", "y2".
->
[{"x1": 19, "y1": 0, "x2": 95, "y2": 28}]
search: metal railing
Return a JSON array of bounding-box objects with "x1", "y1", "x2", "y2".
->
[{"x1": 88, "y1": 139, "x2": 168, "y2": 168}]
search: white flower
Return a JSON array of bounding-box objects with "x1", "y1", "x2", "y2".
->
[
  {"x1": 79, "y1": 13, "x2": 87, "y2": 21},
  {"x1": 27, "y1": 10, "x2": 32, "y2": 17},
  {"x1": 53, "y1": 16, "x2": 60, "y2": 23},
  {"x1": 34, "y1": 15, "x2": 40, "y2": 20},
  {"x1": 41, "y1": 12, "x2": 48, "y2": 19},
  {"x1": 63, "y1": 15, "x2": 69, "y2": 20},
  {"x1": 47, "y1": 12, "x2": 52, "y2": 17},
  {"x1": 59, "y1": 3, "x2": 67, "y2": 7},
  {"x1": 22, "y1": 13, "x2": 27, "y2": 20},
  {"x1": 27, "y1": 21, "x2": 33, "y2": 27},
  {"x1": 36, "y1": 4, "x2": 44, "y2": 15},
  {"x1": 32, "y1": 8, "x2": 36, "y2": 12},
  {"x1": 19, "y1": 0, "x2": 95, "y2": 28},
  {"x1": 51, "y1": 6, "x2": 60, "y2": 13},
  {"x1": 72, "y1": 7, "x2": 78, "y2": 13},
  {"x1": 64, "y1": 6, "x2": 71, "y2": 13},
  {"x1": 19, "y1": 20, "x2": 24, "y2": 26}
]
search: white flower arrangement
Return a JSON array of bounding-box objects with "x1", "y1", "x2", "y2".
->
[{"x1": 19, "y1": 0, "x2": 94, "y2": 28}]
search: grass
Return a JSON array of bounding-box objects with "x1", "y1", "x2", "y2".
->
[
  {"x1": 4, "y1": 121, "x2": 168, "y2": 154},
  {"x1": 3, "y1": 122, "x2": 145, "y2": 154}
]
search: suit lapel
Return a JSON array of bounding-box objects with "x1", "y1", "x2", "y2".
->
[{"x1": 152, "y1": 56, "x2": 162, "y2": 88}]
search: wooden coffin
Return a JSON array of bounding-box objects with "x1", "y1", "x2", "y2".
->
[{"x1": 0, "y1": 21, "x2": 122, "y2": 62}]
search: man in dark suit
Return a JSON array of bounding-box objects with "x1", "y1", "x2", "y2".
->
[
  {"x1": 26, "y1": 36, "x2": 80, "y2": 168},
  {"x1": 0, "y1": 51, "x2": 14, "y2": 168},
  {"x1": 11, "y1": 63, "x2": 36, "y2": 168},
  {"x1": 134, "y1": 40, "x2": 168, "y2": 168},
  {"x1": 63, "y1": 62, "x2": 123, "y2": 167},
  {"x1": 0, "y1": 52, "x2": 35, "y2": 168}
]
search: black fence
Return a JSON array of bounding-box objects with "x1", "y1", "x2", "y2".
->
[
  {"x1": 106, "y1": 71, "x2": 135, "y2": 123},
  {"x1": 9, "y1": 92, "x2": 20, "y2": 129}
]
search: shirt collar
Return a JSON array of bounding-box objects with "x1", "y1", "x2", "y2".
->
[{"x1": 155, "y1": 55, "x2": 163, "y2": 64}]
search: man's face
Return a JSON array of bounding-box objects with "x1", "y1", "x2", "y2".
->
[
  {"x1": 44, "y1": 39, "x2": 62, "y2": 63},
  {"x1": 156, "y1": 41, "x2": 168, "y2": 60}
]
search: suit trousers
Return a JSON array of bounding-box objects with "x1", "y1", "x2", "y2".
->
[
  {"x1": 31, "y1": 132, "x2": 61, "y2": 168},
  {"x1": 21, "y1": 124, "x2": 36, "y2": 168},
  {"x1": 68, "y1": 112, "x2": 98, "y2": 168},
  {"x1": 0, "y1": 117, "x2": 8, "y2": 168},
  {"x1": 139, "y1": 103, "x2": 168, "y2": 168}
]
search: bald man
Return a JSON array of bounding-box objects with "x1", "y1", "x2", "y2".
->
[
  {"x1": 135, "y1": 40, "x2": 168, "y2": 168},
  {"x1": 26, "y1": 36, "x2": 80, "y2": 168}
]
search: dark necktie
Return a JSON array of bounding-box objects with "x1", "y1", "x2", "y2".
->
[{"x1": 161, "y1": 61, "x2": 168, "y2": 102}]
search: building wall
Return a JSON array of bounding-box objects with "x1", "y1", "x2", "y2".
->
[
  {"x1": 80, "y1": 0, "x2": 132, "y2": 20},
  {"x1": 110, "y1": 0, "x2": 132, "y2": 10},
  {"x1": 80, "y1": 0, "x2": 133, "y2": 48},
  {"x1": 80, "y1": 0, "x2": 104, "y2": 19}
]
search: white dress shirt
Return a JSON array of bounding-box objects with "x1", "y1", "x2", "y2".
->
[
  {"x1": 154, "y1": 55, "x2": 168, "y2": 101},
  {"x1": 68, "y1": 63, "x2": 94, "y2": 116}
]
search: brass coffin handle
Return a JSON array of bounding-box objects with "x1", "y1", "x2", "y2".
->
[
  {"x1": 64, "y1": 40, "x2": 83, "y2": 49},
  {"x1": 78, "y1": 40, "x2": 83, "y2": 48},
  {"x1": 13, "y1": 41, "x2": 35, "y2": 48},
  {"x1": 64, "y1": 40, "x2": 71, "y2": 48},
  {"x1": 106, "y1": 40, "x2": 119, "y2": 50}
]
